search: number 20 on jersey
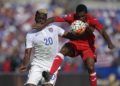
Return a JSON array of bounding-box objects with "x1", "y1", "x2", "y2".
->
[{"x1": 44, "y1": 37, "x2": 53, "y2": 45}]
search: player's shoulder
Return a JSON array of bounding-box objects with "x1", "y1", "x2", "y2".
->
[
  {"x1": 26, "y1": 29, "x2": 38, "y2": 36},
  {"x1": 28, "y1": 29, "x2": 39, "y2": 34},
  {"x1": 48, "y1": 24, "x2": 62, "y2": 29},
  {"x1": 86, "y1": 13, "x2": 97, "y2": 20}
]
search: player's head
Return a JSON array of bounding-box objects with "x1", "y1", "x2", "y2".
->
[
  {"x1": 35, "y1": 9, "x2": 48, "y2": 24},
  {"x1": 76, "y1": 4, "x2": 88, "y2": 22}
]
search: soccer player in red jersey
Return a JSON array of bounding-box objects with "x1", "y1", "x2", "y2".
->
[{"x1": 33, "y1": 4, "x2": 114, "y2": 86}]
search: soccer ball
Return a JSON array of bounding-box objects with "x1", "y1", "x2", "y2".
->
[{"x1": 70, "y1": 20, "x2": 87, "y2": 34}]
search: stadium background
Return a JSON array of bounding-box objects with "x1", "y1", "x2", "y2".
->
[{"x1": 0, "y1": 0, "x2": 120, "y2": 86}]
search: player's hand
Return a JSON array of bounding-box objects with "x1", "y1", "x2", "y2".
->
[
  {"x1": 108, "y1": 43, "x2": 115, "y2": 50},
  {"x1": 19, "y1": 64, "x2": 27, "y2": 73}
]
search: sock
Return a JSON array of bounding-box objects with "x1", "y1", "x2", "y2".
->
[
  {"x1": 90, "y1": 72, "x2": 97, "y2": 86},
  {"x1": 50, "y1": 53, "x2": 64, "y2": 75}
]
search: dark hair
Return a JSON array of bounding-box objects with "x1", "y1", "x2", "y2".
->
[
  {"x1": 35, "y1": 11, "x2": 47, "y2": 23},
  {"x1": 76, "y1": 4, "x2": 87, "y2": 13}
]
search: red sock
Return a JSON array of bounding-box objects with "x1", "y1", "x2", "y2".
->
[
  {"x1": 50, "y1": 53, "x2": 64, "y2": 75},
  {"x1": 90, "y1": 72, "x2": 97, "y2": 86}
]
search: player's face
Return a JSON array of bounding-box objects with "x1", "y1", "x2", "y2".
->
[
  {"x1": 76, "y1": 11, "x2": 86, "y2": 22},
  {"x1": 36, "y1": 13, "x2": 47, "y2": 24}
]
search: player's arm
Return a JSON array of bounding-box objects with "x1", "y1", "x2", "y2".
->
[
  {"x1": 32, "y1": 15, "x2": 70, "y2": 30},
  {"x1": 19, "y1": 33, "x2": 33, "y2": 72},
  {"x1": 93, "y1": 18, "x2": 115, "y2": 49},
  {"x1": 56, "y1": 25, "x2": 82, "y2": 40},
  {"x1": 60, "y1": 29, "x2": 90, "y2": 40},
  {"x1": 22, "y1": 48, "x2": 32, "y2": 65},
  {"x1": 98, "y1": 28, "x2": 114, "y2": 49},
  {"x1": 62, "y1": 31, "x2": 81, "y2": 40},
  {"x1": 19, "y1": 48, "x2": 32, "y2": 72},
  {"x1": 62, "y1": 25, "x2": 96, "y2": 40}
]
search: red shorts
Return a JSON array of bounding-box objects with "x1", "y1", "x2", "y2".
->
[{"x1": 68, "y1": 40, "x2": 96, "y2": 61}]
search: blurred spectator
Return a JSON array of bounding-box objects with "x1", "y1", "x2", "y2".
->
[
  {"x1": 108, "y1": 74, "x2": 120, "y2": 86},
  {"x1": 2, "y1": 57, "x2": 11, "y2": 73},
  {"x1": 0, "y1": 21, "x2": 4, "y2": 28}
]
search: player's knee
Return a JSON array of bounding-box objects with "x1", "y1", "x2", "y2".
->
[
  {"x1": 60, "y1": 43, "x2": 75, "y2": 57},
  {"x1": 87, "y1": 65, "x2": 94, "y2": 73},
  {"x1": 88, "y1": 65, "x2": 94, "y2": 71},
  {"x1": 60, "y1": 46, "x2": 69, "y2": 56},
  {"x1": 60, "y1": 47, "x2": 74, "y2": 57}
]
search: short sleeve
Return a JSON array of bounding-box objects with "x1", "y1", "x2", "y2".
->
[
  {"x1": 55, "y1": 16, "x2": 66, "y2": 22},
  {"x1": 25, "y1": 33, "x2": 34, "y2": 48},
  {"x1": 57, "y1": 27, "x2": 65, "y2": 36},
  {"x1": 52, "y1": 25, "x2": 65, "y2": 36},
  {"x1": 87, "y1": 14, "x2": 104, "y2": 31},
  {"x1": 93, "y1": 19, "x2": 103, "y2": 31}
]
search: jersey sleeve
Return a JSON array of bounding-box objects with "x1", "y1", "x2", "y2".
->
[
  {"x1": 53, "y1": 25, "x2": 65, "y2": 36},
  {"x1": 94, "y1": 19, "x2": 103, "y2": 31},
  {"x1": 25, "y1": 33, "x2": 34, "y2": 48},
  {"x1": 58, "y1": 27, "x2": 65, "y2": 36},
  {"x1": 90, "y1": 17, "x2": 104, "y2": 31},
  {"x1": 55, "y1": 16, "x2": 66, "y2": 22}
]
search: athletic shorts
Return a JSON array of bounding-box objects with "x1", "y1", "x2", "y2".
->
[
  {"x1": 25, "y1": 65, "x2": 58, "y2": 86},
  {"x1": 67, "y1": 40, "x2": 96, "y2": 61}
]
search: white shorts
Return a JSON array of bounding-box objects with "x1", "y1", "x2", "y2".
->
[{"x1": 25, "y1": 65, "x2": 58, "y2": 86}]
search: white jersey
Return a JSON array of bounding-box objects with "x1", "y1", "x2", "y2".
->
[{"x1": 25, "y1": 24, "x2": 65, "y2": 69}]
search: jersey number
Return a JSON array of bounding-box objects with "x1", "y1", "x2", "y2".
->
[{"x1": 44, "y1": 37, "x2": 53, "y2": 45}]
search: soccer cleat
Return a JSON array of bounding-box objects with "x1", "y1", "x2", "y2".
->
[{"x1": 42, "y1": 71, "x2": 51, "y2": 82}]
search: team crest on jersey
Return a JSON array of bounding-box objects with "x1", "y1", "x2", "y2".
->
[{"x1": 48, "y1": 28, "x2": 53, "y2": 32}]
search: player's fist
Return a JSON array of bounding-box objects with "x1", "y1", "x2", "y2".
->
[{"x1": 19, "y1": 64, "x2": 27, "y2": 73}]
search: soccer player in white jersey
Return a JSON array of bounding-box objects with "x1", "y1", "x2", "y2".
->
[{"x1": 19, "y1": 9, "x2": 80, "y2": 86}]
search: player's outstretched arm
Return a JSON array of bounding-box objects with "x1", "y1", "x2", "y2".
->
[
  {"x1": 62, "y1": 31, "x2": 77, "y2": 39},
  {"x1": 62, "y1": 31, "x2": 86, "y2": 40},
  {"x1": 91, "y1": 16, "x2": 115, "y2": 50},
  {"x1": 99, "y1": 29, "x2": 115, "y2": 49},
  {"x1": 19, "y1": 48, "x2": 32, "y2": 72}
]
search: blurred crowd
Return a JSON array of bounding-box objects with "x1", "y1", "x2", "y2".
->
[{"x1": 0, "y1": 0, "x2": 120, "y2": 82}]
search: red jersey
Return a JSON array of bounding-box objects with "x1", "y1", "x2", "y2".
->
[{"x1": 55, "y1": 13, "x2": 103, "y2": 49}]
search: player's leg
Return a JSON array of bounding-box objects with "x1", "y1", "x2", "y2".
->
[
  {"x1": 82, "y1": 48, "x2": 97, "y2": 86},
  {"x1": 50, "y1": 42, "x2": 76, "y2": 75},
  {"x1": 85, "y1": 58, "x2": 97, "y2": 86},
  {"x1": 25, "y1": 65, "x2": 43, "y2": 86}
]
